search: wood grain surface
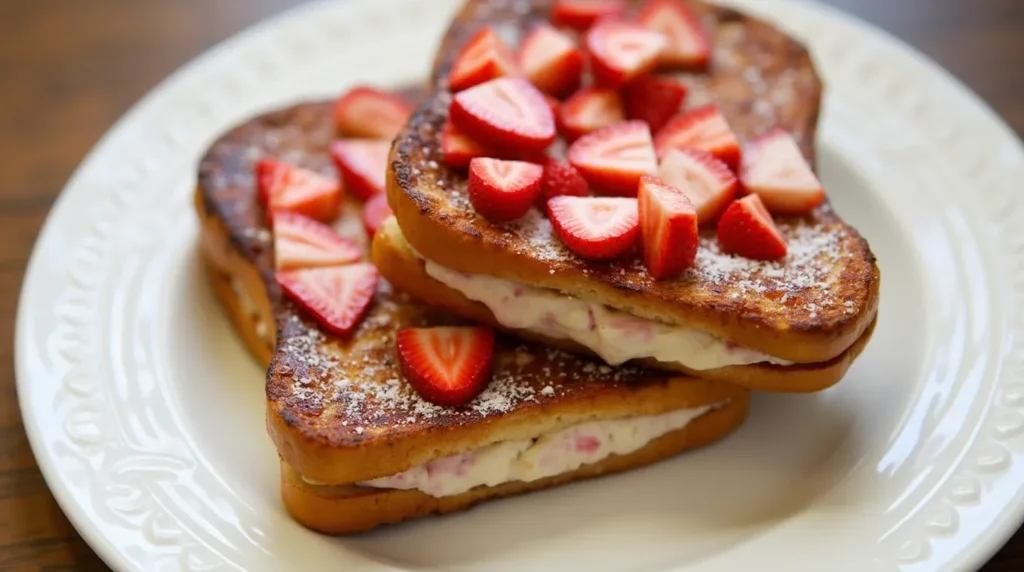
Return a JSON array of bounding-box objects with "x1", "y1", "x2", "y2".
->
[{"x1": 1, "y1": 0, "x2": 1021, "y2": 570}]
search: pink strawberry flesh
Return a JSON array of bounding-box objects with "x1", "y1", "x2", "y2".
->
[
  {"x1": 637, "y1": 175, "x2": 698, "y2": 279},
  {"x1": 547, "y1": 195, "x2": 640, "y2": 260},
  {"x1": 567, "y1": 120, "x2": 657, "y2": 196},
  {"x1": 585, "y1": 21, "x2": 667, "y2": 88},
  {"x1": 330, "y1": 139, "x2": 390, "y2": 201},
  {"x1": 468, "y1": 158, "x2": 544, "y2": 222},
  {"x1": 740, "y1": 129, "x2": 825, "y2": 214},
  {"x1": 362, "y1": 192, "x2": 393, "y2": 238},
  {"x1": 654, "y1": 104, "x2": 741, "y2": 169},
  {"x1": 551, "y1": 0, "x2": 627, "y2": 30},
  {"x1": 276, "y1": 263, "x2": 379, "y2": 337},
  {"x1": 637, "y1": 0, "x2": 711, "y2": 70},
  {"x1": 396, "y1": 327, "x2": 496, "y2": 406},
  {"x1": 450, "y1": 77, "x2": 557, "y2": 152},
  {"x1": 255, "y1": 158, "x2": 341, "y2": 223},
  {"x1": 441, "y1": 121, "x2": 488, "y2": 169},
  {"x1": 448, "y1": 27, "x2": 519, "y2": 92},
  {"x1": 271, "y1": 211, "x2": 362, "y2": 270},
  {"x1": 333, "y1": 86, "x2": 412, "y2": 140},
  {"x1": 558, "y1": 88, "x2": 625, "y2": 141},
  {"x1": 517, "y1": 24, "x2": 585, "y2": 97},
  {"x1": 658, "y1": 148, "x2": 737, "y2": 224},
  {"x1": 716, "y1": 194, "x2": 787, "y2": 261}
]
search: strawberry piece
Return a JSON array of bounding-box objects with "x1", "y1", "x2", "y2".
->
[
  {"x1": 558, "y1": 88, "x2": 625, "y2": 141},
  {"x1": 396, "y1": 326, "x2": 496, "y2": 406},
  {"x1": 654, "y1": 105, "x2": 742, "y2": 169},
  {"x1": 717, "y1": 194, "x2": 787, "y2": 261},
  {"x1": 551, "y1": 0, "x2": 627, "y2": 30},
  {"x1": 740, "y1": 129, "x2": 824, "y2": 214},
  {"x1": 255, "y1": 158, "x2": 341, "y2": 222},
  {"x1": 450, "y1": 77, "x2": 556, "y2": 152},
  {"x1": 468, "y1": 158, "x2": 544, "y2": 222},
  {"x1": 567, "y1": 120, "x2": 657, "y2": 196},
  {"x1": 637, "y1": 176, "x2": 698, "y2": 278},
  {"x1": 441, "y1": 121, "x2": 488, "y2": 169},
  {"x1": 658, "y1": 148, "x2": 737, "y2": 224},
  {"x1": 330, "y1": 139, "x2": 390, "y2": 201},
  {"x1": 448, "y1": 27, "x2": 518, "y2": 92},
  {"x1": 332, "y1": 86, "x2": 412, "y2": 140},
  {"x1": 585, "y1": 21, "x2": 667, "y2": 88},
  {"x1": 362, "y1": 192, "x2": 393, "y2": 238},
  {"x1": 538, "y1": 158, "x2": 589, "y2": 206},
  {"x1": 518, "y1": 24, "x2": 585, "y2": 98},
  {"x1": 637, "y1": 0, "x2": 711, "y2": 70},
  {"x1": 271, "y1": 211, "x2": 361, "y2": 270},
  {"x1": 276, "y1": 263, "x2": 378, "y2": 336},
  {"x1": 622, "y1": 76, "x2": 687, "y2": 133},
  {"x1": 547, "y1": 196, "x2": 639, "y2": 260}
]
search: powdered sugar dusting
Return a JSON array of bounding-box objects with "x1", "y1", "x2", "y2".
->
[{"x1": 504, "y1": 209, "x2": 566, "y2": 262}]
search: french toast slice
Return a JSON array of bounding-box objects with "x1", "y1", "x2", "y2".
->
[
  {"x1": 195, "y1": 98, "x2": 748, "y2": 533},
  {"x1": 386, "y1": 0, "x2": 880, "y2": 375}
]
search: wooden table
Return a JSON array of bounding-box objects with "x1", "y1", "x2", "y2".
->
[{"x1": 1, "y1": 0, "x2": 1021, "y2": 569}]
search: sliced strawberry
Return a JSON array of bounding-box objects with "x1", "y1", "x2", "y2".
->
[
  {"x1": 654, "y1": 105, "x2": 742, "y2": 169},
  {"x1": 448, "y1": 27, "x2": 518, "y2": 92},
  {"x1": 740, "y1": 129, "x2": 824, "y2": 214},
  {"x1": 544, "y1": 94, "x2": 562, "y2": 118},
  {"x1": 468, "y1": 158, "x2": 544, "y2": 222},
  {"x1": 547, "y1": 196, "x2": 639, "y2": 260},
  {"x1": 255, "y1": 158, "x2": 341, "y2": 222},
  {"x1": 585, "y1": 21, "x2": 667, "y2": 88},
  {"x1": 637, "y1": 0, "x2": 711, "y2": 70},
  {"x1": 567, "y1": 120, "x2": 657, "y2": 196},
  {"x1": 622, "y1": 76, "x2": 687, "y2": 133},
  {"x1": 396, "y1": 326, "x2": 496, "y2": 406},
  {"x1": 271, "y1": 211, "x2": 361, "y2": 270},
  {"x1": 441, "y1": 121, "x2": 488, "y2": 169},
  {"x1": 330, "y1": 139, "x2": 390, "y2": 201},
  {"x1": 276, "y1": 263, "x2": 378, "y2": 336},
  {"x1": 551, "y1": 0, "x2": 627, "y2": 31},
  {"x1": 637, "y1": 176, "x2": 698, "y2": 278},
  {"x1": 558, "y1": 88, "x2": 625, "y2": 141},
  {"x1": 518, "y1": 24, "x2": 585, "y2": 97},
  {"x1": 717, "y1": 194, "x2": 787, "y2": 261},
  {"x1": 658, "y1": 148, "x2": 737, "y2": 224},
  {"x1": 333, "y1": 86, "x2": 412, "y2": 140},
  {"x1": 450, "y1": 77, "x2": 556, "y2": 152},
  {"x1": 538, "y1": 158, "x2": 589, "y2": 207},
  {"x1": 362, "y1": 192, "x2": 393, "y2": 238}
]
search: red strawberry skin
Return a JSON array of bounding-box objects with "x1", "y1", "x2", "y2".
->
[
  {"x1": 537, "y1": 158, "x2": 589, "y2": 207},
  {"x1": 567, "y1": 120, "x2": 657, "y2": 196},
  {"x1": 717, "y1": 194, "x2": 787, "y2": 261},
  {"x1": 518, "y1": 24, "x2": 585, "y2": 97},
  {"x1": 332, "y1": 86, "x2": 412, "y2": 140},
  {"x1": 441, "y1": 121, "x2": 488, "y2": 169},
  {"x1": 276, "y1": 263, "x2": 379, "y2": 337},
  {"x1": 256, "y1": 158, "x2": 341, "y2": 222},
  {"x1": 551, "y1": 0, "x2": 627, "y2": 30},
  {"x1": 468, "y1": 158, "x2": 544, "y2": 222},
  {"x1": 739, "y1": 129, "x2": 825, "y2": 214},
  {"x1": 558, "y1": 88, "x2": 625, "y2": 141},
  {"x1": 637, "y1": 0, "x2": 711, "y2": 70},
  {"x1": 448, "y1": 27, "x2": 519, "y2": 92},
  {"x1": 637, "y1": 176, "x2": 698, "y2": 279},
  {"x1": 654, "y1": 105, "x2": 741, "y2": 169},
  {"x1": 362, "y1": 192, "x2": 393, "y2": 238},
  {"x1": 586, "y1": 21, "x2": 667, "y2": 88},
  {"x1": 330, "y1": 140, "x2": 390, "y2": 201},
  {"x1": 271, "y1": 210, "x2": 362, "y2": 270},
  {"x1": 547, "y1": 196, "x2": 640, "y2": 260},
  {"x1": 658, "y1": 148, "x2": 737, "y2": 224},
  {"x1": 623, "y1": 76, "x2": 687, "y2": 133},
  {"x1": 396, "y1": 327, "x2": 496, "y2": 406},
  {"x1": 449, "y1": 78, "x2": 556, "y2": 153}
]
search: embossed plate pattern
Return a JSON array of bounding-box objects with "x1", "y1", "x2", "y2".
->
[{"x1": 15, "y1": 0, "x2": 1024, "y2": 570}]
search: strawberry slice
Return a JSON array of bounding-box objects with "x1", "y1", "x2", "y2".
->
[
  {"x1": 567, "y1": 120, "x2": 657, "y2": 196},
  {"x1": 654, "y1": 105, "x2": 742, "y2": 169},
  {"x1": 276, "y1": 263, "x2": 378, "y2": 336},
  {"x1": 551, "y1": 0, "x2": 627, "y2": 31},
  {"x1": 255, "y1": 158, "x2": 341, "y2": 222},
  {"x1": 585, "y1": 21, "x2": 667, "y2": 88},
  {"x1": 333, "y1": 86, "x2": 412, "y2": 140},
  {"x1": 448, "y1": 27, "x2": 518, "y2": 92},
  {"x1": 740, "y1": 129, "x2": 825, "y2": 214},
  {"x1": 622, "y1": 76, "x2": 687, "y2": 133},
  {"x1": 271, "y1": 211, "x2": 361, "y2": 270},
  {"x1": 441, "y1": 121, "x2": 488, "y2": 169},
  {"x1": 330, "y1": 139, "x2": 390, "y2": 201},
  {"x1": 518, "y1": 24, "x2": 585, "y2": 97},
  {"x1": 450, "y1": 77, "x2": 556, "y2": 152},
  {"x1": 558, "y1": 88, "x2": 625, "y2": 141},
  {"x1": 658, "y1": 148, "x2": 737, "y2": 224},
  {"x1": 547, "y1": 196, "x2": 639, "y2": 260},
  {"x1": 637, "y1": 0, "x2": 711, "y2": 70},
  {"x1": 717, "y1": 194, "x2": 787, "y2": 261},
  {"x1": 362, "y1": 192, "x2": 393, "y2": 238},
  {"x1": 396, "y1": 326, "x2": 496, "y2": 406},
  {"x1": 468, "y1": 158, "x2": 544, "y2": 222},
  {"x1": 637, "y1": 176, "x2": 698, "y2": 279},
  {"x1": 538, "y1": 158, "x2": 589, "y2": 207}
]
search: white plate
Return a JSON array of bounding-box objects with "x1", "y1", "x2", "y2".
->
[{"x1": 15, "y1": 0, "x2": 1024, "y2": 570}]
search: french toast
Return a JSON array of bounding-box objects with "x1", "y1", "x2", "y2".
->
[
  {"x1": 195, "y1": 97, "x2": 748, "y2": 534},
  {"x1": 384, "y1": 0, "x2": 880, "y2": 392}
]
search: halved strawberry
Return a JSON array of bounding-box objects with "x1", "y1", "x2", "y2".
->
[
  {"x1": 622, "y1": 76, "x2": 687, "y2": 133},
  {"x1": 276, "y1": 263, "x2": 378, "y2": 336},
  {"x1": 332, "y1": 86, "x2": 412, "y2": 140},
  {"x1": 567, "y1": 120, "x2": 657, "y2": 196},
  {"x1": 330, "y1": 139, "x2": 390, "y2": 201},
  {"x1": 637, "y1": 0, "x2": 711, "y2": 70},
  {"x1": 518, "y1": 24, "x2": 584, "y2": 97},
  {"x1": 448, "y1": 27, "x2": 518, "y2": 92},
  {"x1": 538, "y1": 158, "x2": 589, "y2": 207},
  {"x1": 637, "y1": 176, "x2": 698, "y2": 279},
  {"x1": 740, "y1": 129, "x2": 824, "y2": 214},
  {"x1": 255, "y1": 158, "x2": 341, "y2": 222},
  {"x1": 396, "y1": 326, "x2": 496, "y2": 406},
  {"x1": 585, "y1": 21, "x2": 667, "y2": 88},
  {"x1": 658, "y1": 148, "x2": 737, "y2": 224},
  {"x1": 654, "y1": 105, "x2": 741, "y2": 169},
  {"x1": 551, "y1": 0, "x2": 627, "y2": 31},
  {"x1": 450, "y1": 77, "x2": 556, "y2": 152},
  {"x1": 558, "y1": 88, "x2": 625, "y2": 141},
  {"x1": 717, "y1": 194, "x2": 787, "y2": 261},
  {"x1": 468, "y1": 158, "x2": 544, "y2": 222},
  {"x1": 547, "y1": 196, "x2": 639, "y2": 260},
  {"x1": 271, "y1": 211, "x2": 361, "y2": 270},
  {"x1": 441, "y1": 121, "x2": 488, "y2": 169},
  {"x1": 362, "y1": 192, "x2": 393, "y2": 238}
]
